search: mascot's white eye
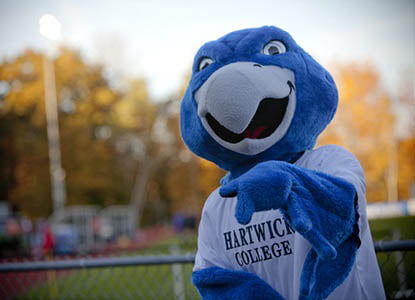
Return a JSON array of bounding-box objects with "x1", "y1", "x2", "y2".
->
[
  {"x1": 263, "y1": 41, "x2": 287, "y2": 55},
  {"x1": 198, "y1": 57, "x2": 214, "y2": 71}
]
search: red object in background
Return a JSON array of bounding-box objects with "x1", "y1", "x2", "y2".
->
[{"x1": 42, "y1": 226, "x2": 55, "y2": 256}]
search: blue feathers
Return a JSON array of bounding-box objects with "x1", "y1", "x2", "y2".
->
[
  {"x1": 219, "y1": 160, "x2": 359, "y2": 298},
  {"x1": 180, "y1": 26, "x2": 362, "y2": 300},
  {"x1": 219, "y1": 161, "x2": 294, "y2": 225},
  {"x1": 180, "y1": 26, "x2": 338, "y2": 172},
  {"x1": 193, "y1": 266, "x2": 284, "y2": 300},
  {"x1": 219, "y1": 161, "x2": 357, "y2": 255}
]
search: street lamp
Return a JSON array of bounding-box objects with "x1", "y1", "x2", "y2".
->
[
  {"x1": 39, "y1": 14, "x2": 66, "y2": 220},
  {"x1": 39, "y1": 14, "x2": 61, "y2": 41}
]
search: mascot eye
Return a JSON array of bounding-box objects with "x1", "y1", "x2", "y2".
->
[
  {"x1": 198, "y1": 57, "x2": 214, "y2": 71},
  {"x1": 263, "y1": 41, "x2": 287, "y2": 55}
]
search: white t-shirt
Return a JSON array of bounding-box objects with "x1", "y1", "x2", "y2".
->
[{"x1": 194, "y1": 145, "x2": 385, "y2": 300}]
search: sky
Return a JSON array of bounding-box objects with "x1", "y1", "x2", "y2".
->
[{"x1": 0, "y1": 0, "x2": 414, "y2": 100}]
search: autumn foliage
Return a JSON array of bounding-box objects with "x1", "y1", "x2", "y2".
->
[
  {"x1": 0, "y1": 49, "x2": 413, "y2": 224},
  {"x1": 319, "y1": 63, "x2": 414, "y2": 202}
]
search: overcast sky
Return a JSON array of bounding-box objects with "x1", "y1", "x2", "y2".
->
[{"x1": 1, "y1": 0, "x2": 414, "y2": 100}]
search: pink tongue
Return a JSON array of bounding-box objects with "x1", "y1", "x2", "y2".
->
[{"x1": 243, "y1": 126, "x2": 268, "y2": 139}]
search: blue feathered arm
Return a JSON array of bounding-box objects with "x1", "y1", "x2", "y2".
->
[
  {"x1": 220, "y1": 160, "x2": 360, "y2": 300},
  {"x1": 193, "y1": 266, "x2": 284, "y2": 300}
]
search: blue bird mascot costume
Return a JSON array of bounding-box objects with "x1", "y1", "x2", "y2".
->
[{"x1": 180, "y1": 26, "x2": 385, "y2": 300}]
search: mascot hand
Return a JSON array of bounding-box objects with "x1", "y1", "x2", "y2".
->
[
  {"x1": 220, "y1": 160, "x2": 345, "y2": 260},
  {"x1": 219, "y1": 161, "x2": 310, "y2": 232}
]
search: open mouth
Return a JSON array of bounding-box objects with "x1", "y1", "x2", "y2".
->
[{"x1": 205, "y1": 81, "x2": 294, "y2": 144}]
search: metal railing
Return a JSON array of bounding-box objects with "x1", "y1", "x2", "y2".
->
[
  {"x1": 0, "y1": 255, "x2": 195, "y2": 273},
  {"x1": 374, "y1": 240, "x2": 415, "y2": 300},
  {"x1": 0, "y1": 240, "x2": 414, "y2": 299}
]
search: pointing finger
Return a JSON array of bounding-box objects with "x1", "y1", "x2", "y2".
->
[{"x1": 219, "y1": 180, "x2": 239, "y2": 197}]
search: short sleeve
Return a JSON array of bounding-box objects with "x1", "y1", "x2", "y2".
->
[{"x1": 193, "y1": 190, "x2": 229, "y2": 272}]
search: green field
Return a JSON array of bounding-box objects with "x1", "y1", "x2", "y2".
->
[
  {"x1": 14, "y1": 235, "x2": 199, "y2": 300},
  {"x1": 369, "y1": 216, "x2": 415, "y2": 240},
  {"x1": 16, "y1": 264, "x2": 199, "y2": 300},
  {"x1": 11, "y1": 217, "x2": 415, "y2": 299}
]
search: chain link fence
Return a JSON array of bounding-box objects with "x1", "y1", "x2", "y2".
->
[
  {"x1": 375, "y1": 240, "x2": 415, "y2": 299},
  {"x1": 0, "y1": 240, "x2": 414, "y2": 300}
]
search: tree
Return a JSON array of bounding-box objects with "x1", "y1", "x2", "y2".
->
[
  {"x1": 161, "y1": 75, "x2": 226, "y2": 217},
  {"x1": 0, "y1": 50, "x2": 52, "y2": 216},
  {"x1": 0, "y1": 48, "x2": 126, "y2": 217},
  {"x1": 111, "y1": 78, "x2": 162, "y2": 226},
  {"x1": 0, "y1": 47, "x2": 228, "y2": 225},
  {"x1": 396, "y1": 72, "x2": 415, "y2": 200},
  {"x1": 318, "y1": 63, "x2": 397, "y2": 202}
]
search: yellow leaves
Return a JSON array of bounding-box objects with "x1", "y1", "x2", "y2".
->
[
  {"x1": 113, "y1": 98, "x2": 137, "y2": 128},
  {"x1": 165, "y1": 160, "x2": 195, "y2": 212},
  {"x1": 398, "y1": 138, "x2": 415, "y2": 199},
  {"x1": 164, "y1": 156, "x2": 224, "y2": 215},
  {"x1": 6, "y1": 46, "x2": 412, "y2": 220},
  {"x1": 319, "y1": 63, "x2": 401, "y2": 202},
  {"x1": 94, "y1": 87, "x2": 116, "y2": 107},
  {"x1": 113, "y1": 79, "x2": 154, "y2": 130},
  {"x1": 198, "y1": 157, "x2": 225, "y2": 200},
  {"x1": 55, "y1": 48, "x2": 87, "y2": 84},
  {"x1": 0, "y1": 51, "x2": 45, "y2": 124},
  {"x1": 1, "y1": 48, "x2": 128, "y2": 217},
  {"x1": 335, "y1": 63, "x2": 379, "y2": 102}
]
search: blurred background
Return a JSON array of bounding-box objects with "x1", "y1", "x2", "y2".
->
[{"x1": 0, "y1": 0, "x2": 414, "y2": 286}]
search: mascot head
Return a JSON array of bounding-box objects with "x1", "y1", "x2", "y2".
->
[{"x1": 180, "y1": 26, "x2": 338, "y2": 173}]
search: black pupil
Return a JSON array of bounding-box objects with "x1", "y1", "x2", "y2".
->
[
  {"x1": 269, "y1": 46, "x2": 280, "y2": 55},
  {"x1": 201, "y1": 61, "x2": 210, "y2": 70}
]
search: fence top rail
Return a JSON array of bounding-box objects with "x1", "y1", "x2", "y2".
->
[
  {"x1": 374, "y1": 239, "x2": 415, "y2": 252},
  {"x1": 1, "y1": 240, "x2": 414, "y2": 273},
  {"x1": 0, "y1": 254, "x2": 195, "y2": 273}
]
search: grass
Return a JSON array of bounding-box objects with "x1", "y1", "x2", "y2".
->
[
  {"x1": 16, "y1": 264, "x2": 199, "y2": 300},
  {"x1": 11, "y1": 217, "x2": 415, "y2": 299},
  {"x1": 369, "y1": 216, "x2": 415, "y2": 241},
  {"x1": 13, "y1": 234, "x2": 199, "y2": 300}
]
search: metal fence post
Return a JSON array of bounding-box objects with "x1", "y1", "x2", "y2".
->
[
  {"x1": 392, "y1": 229, "x2": 407, "y2": 291},
  {"x1": 171, "y1": 244, "x2": 185, "y2": 300}
]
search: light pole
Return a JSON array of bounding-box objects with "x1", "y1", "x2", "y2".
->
[{"x1": 39, "y1": 14, "x2": 66, "y2": 219}]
